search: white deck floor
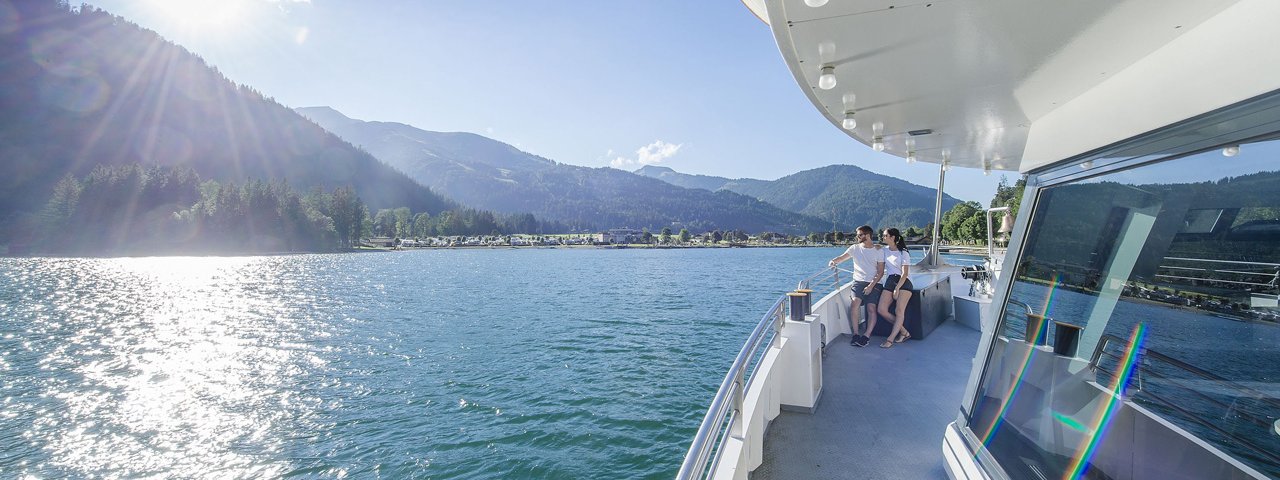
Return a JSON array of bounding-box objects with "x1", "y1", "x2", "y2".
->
[{"x1": 751, "y1": 318, "x2": 982, "y2": 479}]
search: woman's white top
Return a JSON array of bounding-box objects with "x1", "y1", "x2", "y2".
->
[{"x1": 883, "y1": 248, "x2": 911, "y2": 276}]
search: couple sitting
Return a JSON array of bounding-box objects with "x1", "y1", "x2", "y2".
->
[{"x1": 827, "y1": 225, "x2": 914, "y2": 348}]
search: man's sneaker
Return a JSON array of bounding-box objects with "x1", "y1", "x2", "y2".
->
[
  {"x1": 850, "y1": 334, "x2": 860, "y2": 346},
  {"x1": 854, "y1": 335, "x2": 869, "y2": 347}
]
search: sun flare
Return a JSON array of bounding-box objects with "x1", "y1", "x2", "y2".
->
[{"x1": 144, "y1": 0, "x2": 254, "y2": 32}]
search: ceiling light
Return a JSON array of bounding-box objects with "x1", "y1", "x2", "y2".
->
[
  {"x1": 905, "y1": 138, "x2": 915, "y2": 163},
  {"x1": 818, "y1": 65, "x2": 836, "y2": 90},
  {"x1": 1222, "y1": 145, "x2": 1240, "y2": 157},
  {"x1": 842, "y1": 111, "x2": 857, "y2": 130},
  {"x1": 1080, "y1": 160, "x2": 1094, "y2": 169},
  {"x1": 805, "y1": 0, "x2": 829, "y2": 6},
  {"x1": 906, "y1": 152, "x2": 916, "y2": 163},
  {"x1": 872, "y1": 137, "x2": 885, "y2": 152}
]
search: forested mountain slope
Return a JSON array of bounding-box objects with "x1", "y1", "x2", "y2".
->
[
  {"x1": 301, "y1": 107, "x2": 830, "y2": 234},
  {"x1": 0, "y1": 1, "x2": 456, "y2": 244}
]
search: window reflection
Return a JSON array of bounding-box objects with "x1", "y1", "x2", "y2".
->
[{"x1": 970, "y1": 139, "x2": 1280, "y2": 479}]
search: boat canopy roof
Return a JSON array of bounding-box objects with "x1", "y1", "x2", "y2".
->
[{"x1": 745, "y1": 0, "x2": 1280, "y2": 173}]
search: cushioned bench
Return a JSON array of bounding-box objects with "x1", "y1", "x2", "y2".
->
[{"x1": 864, "y1": 273, "x2": 952, "y2": 340}]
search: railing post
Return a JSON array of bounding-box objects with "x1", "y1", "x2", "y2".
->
[
  {"x1": 1026, "y1": 313, "x2": 1049, "y2": 346},
  {"x1": 775, "y1": 306, "x2": 785, "y2": 333},
  {"x1": 730, "y1": 375, "x2": 745, "y2": 438}
]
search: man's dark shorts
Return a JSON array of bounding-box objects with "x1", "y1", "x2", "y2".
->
[{"x1": 851, "y1": 281, "x2": 882, "y2": 302}]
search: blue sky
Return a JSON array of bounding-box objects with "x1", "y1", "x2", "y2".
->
[{"x1": 85, "y1": 0, "x2": 1007, "y2": 202}]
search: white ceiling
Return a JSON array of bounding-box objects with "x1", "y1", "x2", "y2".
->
[{"x1": 752, "y1": 0, "x2": 1239, "y2": 172}]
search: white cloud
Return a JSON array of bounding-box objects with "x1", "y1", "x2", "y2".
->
[
  {"x1": 637, "y1": 140, "x2": 681, "y2": 164},
  {"x1": 608, "y1": 140, "x2": 683, "y2": 168}
]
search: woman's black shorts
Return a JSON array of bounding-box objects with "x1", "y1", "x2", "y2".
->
[{"x1": 884, "y1": 274, "x2": 913, "y2": 292}]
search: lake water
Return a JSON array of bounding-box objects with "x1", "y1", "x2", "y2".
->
[{"x1": 0, "y1": 247, "x2": 848, "y2": 479}]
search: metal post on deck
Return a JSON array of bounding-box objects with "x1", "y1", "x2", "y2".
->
[
  {"x1": 796, "y1": 288, "x2": 813, "y2": 317},
  {"x1": 926, "y1": 158, "x2": 947, "y2": 269}
]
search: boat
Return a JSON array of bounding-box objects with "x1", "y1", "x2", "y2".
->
[{"x1": 680, "y1": 1, "x2": 1280, "y2": 479}]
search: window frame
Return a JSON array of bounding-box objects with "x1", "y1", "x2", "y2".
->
[{"x1": 954, "y1": 89, "x2": 1280, "y2": 477}]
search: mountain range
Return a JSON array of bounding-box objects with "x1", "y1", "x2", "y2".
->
[
  {"x1": 634, "y1": 165, "x2": 960, "y2": 231},
  {"x1": 298, "y1": 107, "x2": 829, "y2": 234},
  {"x1": 1, "y1": 1, "x2": 960, "y2": 244},
  {"x1": 633, "y1": 166, "x2": 770, "y2": 193}
]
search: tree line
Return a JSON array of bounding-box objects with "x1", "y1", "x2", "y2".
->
[
  {"x1": 23, "y1": 164, "x2": 558, "y2": 254},
  {"x1": 934, "y1": 176, "x2": 1026, "y2": 244},
  {"x1": 787, "y1": 176, "x2": 1024, "y2": 245},
  {"x1": 18, "y1": 164, "x2": 1030, "y2": 254}
]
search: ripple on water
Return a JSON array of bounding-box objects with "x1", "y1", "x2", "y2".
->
[{"x1": 0, "y1": 248, "x2": 845, "y2": 478}]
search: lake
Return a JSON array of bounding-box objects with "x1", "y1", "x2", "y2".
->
[{"x1": 0, "y1": 247, "x2": 847, "y2": 479}]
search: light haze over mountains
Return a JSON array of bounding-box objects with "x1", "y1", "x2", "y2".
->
[
  {"x1": 299, "y1": 107, "x2": 829, "y2": 234},
  {"x1": 301, "y1": 107, "x2": 959, "y2": 232}
]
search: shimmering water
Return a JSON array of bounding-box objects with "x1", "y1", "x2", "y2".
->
[{"x1": 0, "y1": 247, "x2": 847, "y2": 479}]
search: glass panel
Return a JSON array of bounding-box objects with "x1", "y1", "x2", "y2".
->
[{"x1": 969, "y1": 139, "x2": 1280, "y2": 479}]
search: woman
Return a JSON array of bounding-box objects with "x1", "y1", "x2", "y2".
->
[{"x1": 876, "y1": 228, "x2": 914, "y2": 348}]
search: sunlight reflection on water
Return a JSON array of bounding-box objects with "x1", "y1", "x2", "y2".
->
[
  {"x1": 1, "y1": 248, "x2": 849, "y2": 478},
  {"x1": 8, "y1": 256, "x2": 325, "y2": 478}
]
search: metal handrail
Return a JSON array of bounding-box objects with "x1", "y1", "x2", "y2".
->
[
  {"x1": 677, "y1": 265, "x2": 848, "y2": 479},
  {"x1": 1163, "y1": 257, "x2": 1280, "y2": 268},
  {"x1": 1006, "y1": 299, "x2": 1035, "y2": 319},
  {"x1": 1093, "y1": 351, "x2": 1273, "y2": 430},
  {"x1": 1156, "y1": 257, "x2": 1280, "y2": 290},
  {"x1": 1088, "y1": 334, "x2": 1280, "y2": 464},
  {"x1": 1089, "y1": 334, "x2": 1280, "y2": 411},
  {"x1": 675, "y1": 294, "x2": 786, "y2": 480},
  {"x1": 797, "y1": 266, "x2": 854, "y2": 299},
  {"x1": 1152, "y1": 274, "x2": 1275, "y2": 288}
]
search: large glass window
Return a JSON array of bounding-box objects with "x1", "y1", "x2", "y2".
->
[{"x1": 967, "y1": 137, "x2": 1280, "y2": 479}]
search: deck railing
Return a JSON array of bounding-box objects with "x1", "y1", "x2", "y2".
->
[
  {"x1": 676, "y1": 266, "x2": 845, "y2": 480},
  {"x1": 797, "y1": 266, "x2": 854, "y2": 299},
  {"x1": 1089, "y1": 334, "x2": 1280, "y2": 466},
  {"x1": 1155, "y1": 256, "x2": 1280, "y2": 290}
]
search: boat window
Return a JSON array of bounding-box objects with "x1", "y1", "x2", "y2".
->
[{"x1": 967, "y1": 136, "x2": 1280, "y2": 479}]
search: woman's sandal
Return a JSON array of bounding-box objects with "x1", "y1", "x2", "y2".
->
[
  {"x1": 895, "y1": 332, "x2": 912, "y2": 343},
  {"x1": 880, "y1": 340, "x2": 894, "y2": 348}
]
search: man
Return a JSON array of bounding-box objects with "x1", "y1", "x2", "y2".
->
[{"x1": 827, "y1": 225, "x2": 885, "y2": 347}]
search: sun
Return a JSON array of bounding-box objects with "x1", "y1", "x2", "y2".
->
[{"x1": 144, "y1": 0, "x2": 255, "y2": 33}]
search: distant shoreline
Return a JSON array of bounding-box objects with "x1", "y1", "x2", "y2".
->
[
  {"x1": 0, "y1": 242, "x2": 837, "y2": 258},
  {"x1": 373, "y1": 243, "x2": 829, "y2": 251}
]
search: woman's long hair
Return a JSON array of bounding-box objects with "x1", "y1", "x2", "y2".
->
[{"x1": 885, "y1": 227, "x2": 907, "y2": 251}]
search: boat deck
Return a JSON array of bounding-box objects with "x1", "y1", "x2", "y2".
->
[{"x1": 751, "y1": 318, "x2": 982, "y2": 479}]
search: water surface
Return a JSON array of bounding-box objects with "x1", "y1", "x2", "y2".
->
[{"x1": 1, "y1": 247, "x2": 843, "y2": 478}]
